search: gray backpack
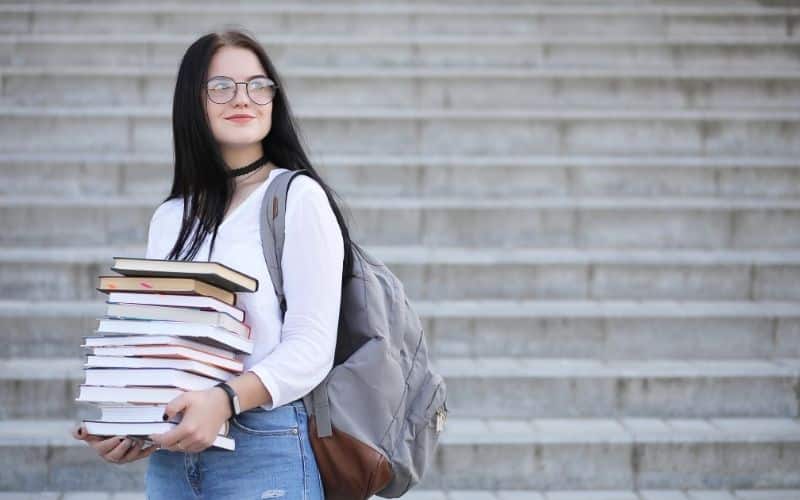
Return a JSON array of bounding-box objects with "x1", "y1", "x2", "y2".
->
[{"x1": 259, "y1": 168, "x2": 448, "y2": 499}]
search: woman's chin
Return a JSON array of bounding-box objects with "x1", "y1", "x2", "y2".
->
[{"x1": 217, "y1": 133, "x2": 267, "y2": 146}]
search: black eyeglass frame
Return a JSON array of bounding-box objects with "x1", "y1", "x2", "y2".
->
[{"x1": 204, "y1": 76, "x2": 279, "y2": 105}]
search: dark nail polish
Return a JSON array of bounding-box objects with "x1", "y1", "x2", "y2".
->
[{"x1": 162, "y1": 413, "x2": 168, "y2": 421}]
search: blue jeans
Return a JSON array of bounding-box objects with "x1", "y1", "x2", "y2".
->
[{"x1": 145, "y1": 399, "x2": 325, "y2": 499}]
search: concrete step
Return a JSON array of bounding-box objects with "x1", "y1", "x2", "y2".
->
[
  {"x1": 2, "y1": 3, "x2": 797, "y2": 37},
  {"x1": 3, "y1": 357, "x2": 798, "y2": 419},
  {"x1": 440, "y1": 357, "x2": 800, "y2": 419},
  {"x1": 2, "y1": 195, "x2": 799, "y2": 248},
  {"x1": 2, "y1": 417, "x2": 798, "y2": 491},
  {"x1": 1, "y1": 34, "x2": 798, "y2": 70},
  {"x1": 429, "y1": 416, "x2": 800, "y2": 490},
  {"x1": 4, "y1": 65, "x2": 800, "y2": 109},
  {"x1": 2, "y1": 491, "x2": 800, "y2": 500},
  {"x1": 2, "y1": 153, "x2": 798, "y2": 199},
  {"x1": 2, "y1": 106, "x2": 798, "y2": 156},
  {"x1": 3, "y1": 246, "x2": 800, "y2": 301},
  {"x1": 2, "y1": 299, "x2": 797, "y2": 361},
  {"x1": 7, "y1": 0, "x2": 789, "y2": 5}
]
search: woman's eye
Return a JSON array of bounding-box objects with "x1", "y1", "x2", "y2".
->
[{"x1": 209, "y1": 81, "x2": 232, "y2": 90}]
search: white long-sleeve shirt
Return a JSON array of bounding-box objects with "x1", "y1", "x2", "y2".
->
[{"x1": 144, "y1": 167, "x2": 344, "y2": 410}]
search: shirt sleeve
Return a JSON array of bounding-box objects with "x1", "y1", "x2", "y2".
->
[
  {"x1": 145, "y1": 205, "x2": 164, "y2": 260},
  {"x1": 145, "y1": 201, "x2": 175, "y2": 260},
  {"x1": 247, "y1": 176, "x2": 345, "y2": 409}
]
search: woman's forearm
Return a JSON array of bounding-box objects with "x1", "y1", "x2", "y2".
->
[{"x1": 216, "y1": 371, "x2": 273, "y2": 414}]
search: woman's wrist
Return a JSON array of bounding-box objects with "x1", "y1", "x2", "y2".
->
[{"x1": 210, "y1": 386, "x2": 234, "y2": 420}]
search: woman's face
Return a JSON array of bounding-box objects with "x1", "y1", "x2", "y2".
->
[{"x1": 203, "y1": 46, "x2": 274, "y2": 151}]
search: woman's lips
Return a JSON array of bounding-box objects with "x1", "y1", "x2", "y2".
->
[{"x1": 226, "y1": 116, "x2": 254, "y2": 123}]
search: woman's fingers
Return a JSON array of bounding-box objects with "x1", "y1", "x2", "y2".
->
[
  {"x1": 120, "y1": 439, "x2": 159, "y2": 463},
  {"x1": 92, "y1": 436, "x2": 129, "y2": 456},
  {"x1": 73, "y1": 427, "x2": 159, "y2": 464},
  {"x1": 103, "y1": 437, "x2": 136, "y2": 463},
  {"x1": 72, "y1": 425, "x2": 111, "y2": 446},
  {"x1": 113, "y1": 438, "x2": 158, "y2": 464},
  {"x1": 76, "y1": 430, "x2": 159, "y2": 464},
  {"x1": 71, "y1": 424, "x2": 94, "y2": 441}
]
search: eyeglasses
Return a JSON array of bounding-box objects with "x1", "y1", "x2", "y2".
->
[{"x1": 204, "y1": 76, "x2": 278, "y2": 105}]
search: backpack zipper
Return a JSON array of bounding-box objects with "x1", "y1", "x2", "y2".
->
[{"x1": 435, "y1": 402, "x2": 448, "y2": 433}]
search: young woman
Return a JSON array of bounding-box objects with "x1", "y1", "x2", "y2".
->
[{"x1": 72, "y1": 28, "x2": 359, "y2": 499}]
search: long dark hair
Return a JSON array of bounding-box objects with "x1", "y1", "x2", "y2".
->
[{"x1": 162, "y1": 28, "x2": 357, "y2": 286}]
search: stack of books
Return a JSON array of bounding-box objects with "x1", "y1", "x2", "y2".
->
[{"x1": 76, "y1": 256, "x2": 259, "y2": 451}]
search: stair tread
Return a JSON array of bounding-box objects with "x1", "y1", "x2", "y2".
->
[
  {"x1": 2, "y1": 194, "x2": 800, "y2": 209},
  {"x1": 3, "y1": 2, "x2": 799, "y2": 15},
  {"x1": 2, "y1": 491, "x2": 800, "y2": 500},
  {"x1": 3, "y1": 106, "x2": 799, "y2": 120},
  {"x1": 3, "y1": 357, "x2": 799, "y2": 380},
  {"x1": 5, "y1": 65, "x2": 800, "y2": 80},
  {"x1": 0, "y1": 151, "x2": 798, "y2": 167},
  {"x1": 3, "y1": 33, "x2": 798, "y2": 45},
  {"x1": 3, "y1": 245, "x2": 800, "y2": 264},
  {"x1": 1, "y1": 299, "x2": 798, "y2": 318},
  {"x1": 2, "y1": 417, "x2": 798, "y2": 446}
]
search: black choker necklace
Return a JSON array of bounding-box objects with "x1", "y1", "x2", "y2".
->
[{"x1": 227, "y1": 154, "x2": 270, "y2": 178}]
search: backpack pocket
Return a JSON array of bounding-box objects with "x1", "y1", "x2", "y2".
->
[{"x1": 418, "y1": 372, "x2": 448, "y2": 436}]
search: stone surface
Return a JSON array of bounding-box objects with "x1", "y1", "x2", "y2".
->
[{"x1": 1, "y1": 0, "x2": 799, "y2": 496}]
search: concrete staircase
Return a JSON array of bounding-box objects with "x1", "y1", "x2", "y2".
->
[{"x1": 1, "y1": 1, "x2": 799, "y2": 498}]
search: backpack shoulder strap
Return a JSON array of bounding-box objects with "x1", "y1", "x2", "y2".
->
[{"x1": 259, "y1": 168, "x2": 310, "y2": 318}]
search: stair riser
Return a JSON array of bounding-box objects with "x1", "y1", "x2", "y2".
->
[
  {"x1": 2, "y1": 205, "x2": 799, "y2": 248},
  {"x1": 443, "y1": 375, "x2": 799, "y2": 418},
  {"x1": 3, "y1": 12, "x2": 792, "y2": 37},
  {"x1": 5, "y1": 74, "x2": 800, "y2": 109},
  {"x1": 426, "y1": 316, "x2": 799, "y2": 360},
  {"x1": 2, "y1": 42, "x2": 798, "y2": 69},
  {"x1": 3, "y1": 115, "x2": 798, "y2": 155},
  {"x1": 2, "y1": 441, "x2": 798, "y2": 491},
  {"x1": 3, "y1": 260, "x2": 800, "y2": 301},
  {"x1": 2, "y1": 315, "x2": 796, "y2": 361},
  {"x1": 421, "y1": 441, "x2": 800, "y2": 490},
  {"x1": 3, "y1": 163, "x2": 800, "y2": 199},
  {"x1": 3, "y1": 374, "x2": 797, "y2": 419}
]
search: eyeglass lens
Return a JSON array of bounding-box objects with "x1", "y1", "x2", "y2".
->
[{"x1": 206, "y1": 77, "x2": 276, "y2": 105}]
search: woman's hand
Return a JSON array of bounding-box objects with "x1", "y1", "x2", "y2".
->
[
  {"x1": 148, "y1": 387, "x2": 232, "y2": 453},
  {"x1": 71, "y1": 424, "x2": 158, "y2": 464}
]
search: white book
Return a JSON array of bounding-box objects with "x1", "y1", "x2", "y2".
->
[
  {"x1": 82, "y1": 334, "x2": 236, "y2": 360},
  {"x1": 84, "y1": 368, "x2": 220, "y2": 391},
  {"x1": 95, "y1": 318, "x2": 253, "y2": 355},
  {"x1": 85, "y1": 355, "x2": 235, "y2": 381},
  {"x1": 82, "y1": 420, "x2": 235, "y2": 451},
  {"x1": 99, "y1": 404, "x2": 176, "y2": 422},
  {"x1": 97, "y1": 406, "x2": 229, "y2": 434},
  {"x1": 88, "y1": 345, "x2": 243, "y2": 373},
  {"x1": 108, "y1": 292, "x2": 245, "y2": 322},
  {"x1": 77, "y1": 385, "x2": 185, "y2": 404},
  {"x1": 105, "y1": 303, "x2": 250, "y2": 339}
]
